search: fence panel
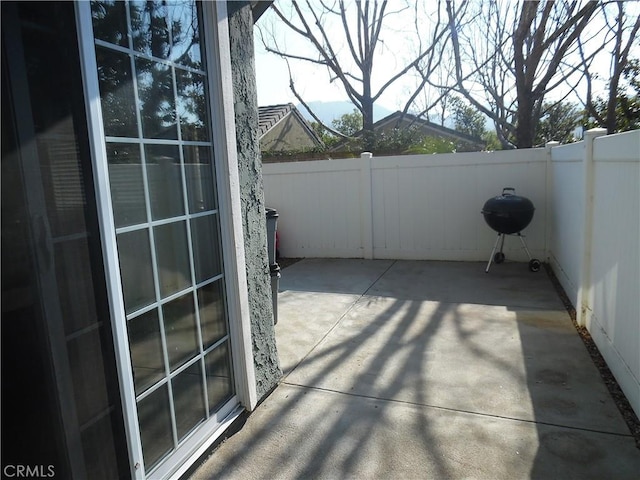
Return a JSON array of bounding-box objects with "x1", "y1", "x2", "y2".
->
[{"x1": 589, "y1": 131, "x2": 640, "y2": 414}]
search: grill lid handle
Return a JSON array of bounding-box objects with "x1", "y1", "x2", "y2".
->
[{"x1": 502, "y1": 187, "x2": 516, "y2": 195}]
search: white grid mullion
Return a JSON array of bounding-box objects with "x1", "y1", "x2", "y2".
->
[
  {"x1": 94, "y1": 38, "x2": 206, "y2": 76},
  {"x1": 105, "y1": 136, "x2": 211, "y2": 147},
  {"x1": 124, "y1": 0, "x2": 180, "y2": 450},
  {"x1": 115, "y1": 209, "x2": 219, "y2": 235},
  {"x1": 172, "y1": 50, "x2": 213, "y2": 421}
]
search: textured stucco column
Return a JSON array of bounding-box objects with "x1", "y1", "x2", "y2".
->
[{"x1": 227, "y1": 1, "x2": 282, "y2": 399}]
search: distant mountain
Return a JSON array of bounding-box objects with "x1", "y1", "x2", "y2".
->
[{"x1": 296, "y1": 101, "x2": 395, "y2": 125}]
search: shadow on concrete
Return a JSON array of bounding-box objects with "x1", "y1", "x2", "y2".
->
[{"x1": 192, "y1": 259, "x2": 640, "y2": 479}]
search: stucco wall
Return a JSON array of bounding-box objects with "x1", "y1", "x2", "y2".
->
[{"x1": 228, "y1": 1, "x2": 281, "y2": 400}]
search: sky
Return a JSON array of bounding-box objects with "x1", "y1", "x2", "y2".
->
[
  {"x1": 253, "y1": 1, "x2": 639, "y2": 124},
  {"x1": 253, "y1": 1, "x2": 432, "y2": 112}
]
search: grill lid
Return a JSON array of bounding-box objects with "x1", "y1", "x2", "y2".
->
[
  {"x1": 481, "y1": 187, "x2": 534, "y2": 214},
  {"x1": 481, "y1": 187, "x2": 535, "y2": 234}
]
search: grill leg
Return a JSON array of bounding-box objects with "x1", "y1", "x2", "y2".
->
[
  {"x1": 518, "y1": 233, "x2": 533, "y2": 261},
  {"x1": 486, "y1": 233, "x2": 503, "y2": 273}
]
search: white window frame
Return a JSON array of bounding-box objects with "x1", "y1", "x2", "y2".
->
[{"x1": 75, "y1": 2, "x2": 257, "y2": 478}]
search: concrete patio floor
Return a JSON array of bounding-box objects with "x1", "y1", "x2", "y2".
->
[{"x1": 191, "y1": 259, "x2": 640, "y2": 479}]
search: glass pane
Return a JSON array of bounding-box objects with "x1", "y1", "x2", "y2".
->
[
  {"x1": 205, "y1": 343, "x2": 233, "y2": 413},
  {"x1": 3, "y1": 3, "x2": 128, "y2": 477},
  {"x1": 154, "y1": 221, "x2": 191, "y2": 297},
  {"x1": 96, "y1": 46, "x2": 137, "y2": 138},
  {"x1": 172, "y1": 362, "x2": 205, "y2": 440},
  {"x1": 169, "y1": 1, "x2": 202, "y2": 69},
  {"x1": 107, "y1": 143, "x2": 146, "y2": 227},
  {"x1": 136, "y1": 58, "x2": 178, "y2": 140},
  {"x1": 197, "y1": 281, "x2": 227, "y2": 349},
  {"x1": 55, "y1": 238, "x2": 98, "y2": 335},
  {"x1": 176, "y1": 68, "x2": 207, "y2": 141},
  {"x1": 184, "y1": 146, "x2": 215, "y2": 213},
  {"x1": 81, "y1": 413, "x2": 122, "y2": 480},
  {"x1": 68, "y1": 328, "x2": 110, "y2": 425},
  {"x1": 117, "y1": 229, "x2": 155, "y2": 314},
  {"x1": 137, "y1": 385, "x2": 173, "y2": 470},
  {"x1": 38, "y1": 129, "x2": 88, "y2": 238},
  {"x1": 91, "y1": 0, "x2": 128, "y2": 47},
  {"x1": 145, "y1": 144, "x2": 184, "y2": 220},
  {"x1": 190, "y1": 214, "x2": 221, "y2": 284},
  {"x1": 163, "y1": 293, "x2": 199, "y2": 371},
  {"x1": 128, "y1": 309, "x2": 165, "y2": 395},
  {"x1": 130, "y1": 1, "x2": 171, "y2": 59}
]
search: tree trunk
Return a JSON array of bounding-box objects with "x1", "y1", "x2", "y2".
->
[
  {"x1": 515, "y1": 95, "x2": 535, "y2": 148},
  {"x1": 362, "y1": 64, "x2": 375, "y2": 151}
]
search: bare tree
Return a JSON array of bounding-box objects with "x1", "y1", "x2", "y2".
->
[
  {"x1": 441, "y1": 0, "x2": 599, "y2": 148},
  {"x1": 579, "y1": 1, "x2": 640, "y2": 133},
  {"x1": 257, "y1": 0, "x2": 451, "y2": 150}
]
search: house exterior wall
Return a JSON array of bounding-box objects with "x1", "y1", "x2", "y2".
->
[
  {"x1": 261, "y1": 114, "x2": 320, "y2": 152},
  {"x1": 228, "y1": 1, "x2": 281, "y2": 400}
]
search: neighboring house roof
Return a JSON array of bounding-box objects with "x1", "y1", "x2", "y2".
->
[
  {"x1": 258, "y1": 103, "x2": 324, "y2": 151},
  {"x1": 331, "y1": 110, "x2": 485, "y2": 152},
  {"x1": 250, "y1": 0, "x2": 273, "y2": 22}
]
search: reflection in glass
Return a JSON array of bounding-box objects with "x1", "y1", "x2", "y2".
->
[
  {"x1": 168, "y1": 1, "x2": 202, "y2": 69},
  {"x1": 96, "y1": 47, "x2": 137, "y2": 138},
  {"x1": 205, "y1": 343, "x2": 233, "y2": 413},
  {"x1": 55, "y1": 239, "x2": 98, "y2": 335},
  {"x1": 176, "y1": 68, "x2": 207, "y2": 141},
  {"x1": 136, "y1": 58, "x2": 178, "y2": 139},
  {"x1": 129, "y1": 0, "x2": 201, "y2": 69},
  {"x1": 130, "y1": 1, "x2": 170, "y2": 59},
  {"x1": 198, "y1": 281, "x2": 227, "y2": 349},
  {"x1": 184, "y1": 146, "x2": 215, "y2": 213},
  {"x1": 117, "y1": 229, "x2": 155, "y2": 314},
  {"x1": 68, "y1": 327, "x2": 110, "y2": 425},
  {"x1": 91, "y1": 0, "x2": 128, "y2": 47},
  {"x1": 107, "y1": 143, "x2": 146, "y2": 227},
  {"x1": 145, "y1": 144, "x2": 184, "y2": 220},
  {"x1": 137, "y1": 385, "x2": 173, "y2": 470},
  {"x1": 190, "y1": 215, "x2": 221, "y2": 284},
  {"x1": 172, "y1": 362, "x2": 206, "y2": 440},
  {"x1": 154, "y1": 221, "x2": 191, "y2": 297},
  {"x1": 162, "y1": 293, "x2": 198, "y2": 371},
  {"x1": 128, "y1": 309, "x2": 165, "y2": 395},
  {"x1": 81, "y1": 412, "x2": 122, "y2": 480}
]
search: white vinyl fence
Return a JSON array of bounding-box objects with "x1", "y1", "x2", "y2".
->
[
  {"x1": 548, "y1": 129, "x2": 640, "y2": 417},
  {"x1": 262, "y1": 129, "x2": 640, "y2": 418},
  {"x1": 264, "y1": 149, "x2": 548, "y2": 261}
]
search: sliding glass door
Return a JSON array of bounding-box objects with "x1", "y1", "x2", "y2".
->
[{"x1": 81, "y1": 1, "x2": 242, "y2": 476}]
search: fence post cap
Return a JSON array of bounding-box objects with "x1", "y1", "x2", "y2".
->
[{"x1": 361, "y1": 152, "x2": 373, "y2": 159}]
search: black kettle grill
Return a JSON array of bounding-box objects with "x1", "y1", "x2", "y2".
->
[{"x1": 481, "y1": 187, "x2": 541, "y2": 273}]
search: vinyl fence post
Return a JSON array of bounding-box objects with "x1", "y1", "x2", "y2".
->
[
  {"x1": 361, "y1": 152, "x2": 374, "y2": 259},
  {"x1": 545, "y1": 141, "x2": 560, "y2": 263},
  {"x1": 577, "y1": 128, "x2": 607, "y2": 327}
]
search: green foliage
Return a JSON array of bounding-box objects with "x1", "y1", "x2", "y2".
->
[
  {"x1": 585, "y1": 59, "x2": 640, "y2": 133},
  {"x1": 332, "y1": 109, "x2": 363, "y2": 136},
  {"x1": 450, "y1": 97, "x2": 486, "y2": 139},
  {"x1": 482, "y1": 131, "x2": 503, "y2": 151},
  {"x1": 310, "y1": 121, "x2": 339, "y2": 148},
  {"x1": 404, "y1": 136, "x2": 457, "y2": 154},
  {"x1": 310, "y1": 110, "x2": 364, "y2": 148},
  {"x1": 535, "y1": 101, "x2": 581, "y2": 145}
]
